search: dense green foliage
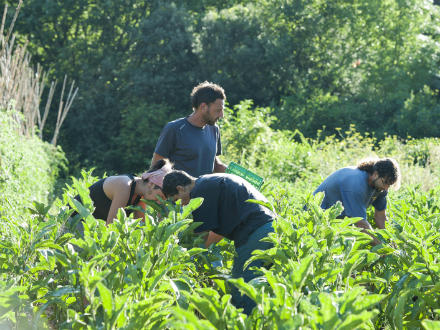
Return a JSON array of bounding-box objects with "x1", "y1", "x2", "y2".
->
[
  {"x1": 0, "y1": 109, "x2": 66, "y2": 221},
  {"x1": 221, "y1": 100, "x2": 440, "y2": 193},
  {"x1": 2, "y1": 0, "x2": 440, "y2": 173},
  {"x1": 1, "y1": 103, "x2": 440, "y2": 328},
  {"x1": 2, "y1": 0, "x2": 440, "y2": 328}
]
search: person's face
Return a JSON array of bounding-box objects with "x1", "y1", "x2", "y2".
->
[
  {"x1": 171, "y1": 185, "x2": 192, "y2": 205},
  {"x1": 202, "y1": 98, "x2": 224, "y2": 125},
  {"x1": 371, "y1": 172, "x2": 391, "y2": 192},
  {"x1": 145, "y1": 182, "x2": 166, "y2": 202}
]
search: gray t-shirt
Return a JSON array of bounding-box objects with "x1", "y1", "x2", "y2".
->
[
  {"x1": 191, "y1": 174, "x2": 274, "y2": 247},
  {"x1": 154, "y1": 117, "x2": 221, "y2": 177},
  {"x1": 313, "y1": 167, "x2": 387, "y2": 219}
]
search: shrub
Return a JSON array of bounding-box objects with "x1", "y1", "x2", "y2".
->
[{"x1": 0, "y1": 108, "x2": 66, "y2": 221}]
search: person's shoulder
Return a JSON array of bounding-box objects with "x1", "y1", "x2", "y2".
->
[
  {"x1": 337, "y1": 167, "x2": 368, "y2": 187},
  {"x1": 192, "y1": 174, "x2": 222, "y2": 194},
  {"x1": 197, "y1": 173, "x2": 224, "y2": 183},
  {"x1": 338, "y1": 166, "x2": 361, "y2": 174},
  {"x1": 324, "y1": 167, "x2": 356, "y2": 181},
  {"x1": 221, "y1": 173, "x2": 256, "y2": 192},
  {"x1": 201, "y1": 173, "x2": 236, "y2": 180},
  {"x1": 103, "y1": 175, "x2": 132, "y2": 192},
  {"x1": 110, "y1": 174, "x2": 133, "y2": 184},
  {"x1": 163, "y1": 117, "x2": 187, "y2": 129},
  {"x1": 195, "y1": 174, "x2": 227, "y2": 187}
]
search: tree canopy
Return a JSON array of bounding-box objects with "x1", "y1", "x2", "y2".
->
[{"x1": 3, "y1": 0, "x2": 440, "y2": 174}]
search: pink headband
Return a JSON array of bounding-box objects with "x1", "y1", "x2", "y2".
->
[{"x1": 141, "y1": 167, "x2": 169, "y2": 188}]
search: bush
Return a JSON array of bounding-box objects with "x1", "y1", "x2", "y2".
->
[
  {"x1": 221, "y1": 100, "x2": 315, "y2": 183},
  {"x1": 221, "y1": 102, "x2": 440, "y2": 194},
  {"x1": 396, "y1": 86, "x2": 440, "y2": 138},
  {"x1": 0, "y1": 109, "x2": 66, "y2": 221},
  {"x1": 109, "y1": 103, "x2": 175, "y2": 174}
]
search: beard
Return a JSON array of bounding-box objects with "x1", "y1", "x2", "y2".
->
[
  {"x1": 203, "y1": 111, "x2": 218, "y2": 126},
  {"x1": 206, "y1": 118, "x2": 217, "y2": 125}
]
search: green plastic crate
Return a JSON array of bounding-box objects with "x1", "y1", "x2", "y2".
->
[{"x1": 226, "y1": 162, "x2": 264, "y2": 190}]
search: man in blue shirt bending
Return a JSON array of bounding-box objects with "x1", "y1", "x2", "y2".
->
[
  {"x1": 313, "y1": 158, "x2": 401, "y2": 244},
  {"x1": 162, "y1": 171, "x2": 275, "y2": 315}
]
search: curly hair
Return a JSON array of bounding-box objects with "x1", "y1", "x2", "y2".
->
[
  {"x1": 191, "y1": 81, "x2": 226, "y2": 109},
  {"x1": 357, "y1": 157, "x2": 401, "y2": 188},
  {"x1": 162, "y1": 170, "x2": 195, "y2": 197}
]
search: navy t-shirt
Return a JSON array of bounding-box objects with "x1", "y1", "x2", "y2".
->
[
  {"x1": 154, "y1": 117, "x2": 221, "y2": 177},
  {"x1": 190, "y1": 174, "x2": 274, "y2": 247},
  {"x1": 313, "y1": 167, "x2": 387, "y2": 219}
]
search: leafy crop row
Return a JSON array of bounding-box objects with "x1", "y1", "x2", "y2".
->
[
  {"x1": 1, "y1": 105, "x2": 440, "y2": 328},
  {"x1": 1, "y1": 172, "x2": 439, "y2": 328}
]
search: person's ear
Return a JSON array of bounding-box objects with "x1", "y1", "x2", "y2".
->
[
  {"x1": 200, "y1": 102, "x2": 208, "y2": 112},
  {"x1": 176, "y1": 185, "x2": 184, "y2": 194}
]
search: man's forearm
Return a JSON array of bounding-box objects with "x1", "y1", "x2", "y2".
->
[
  {"x1": 205, "y1": 231, "x2": 224, "y2": 248},
  {"x1": 356, "y1": 219, "x2": 381, "y2": 246},
  {"x1": 374, "y1": 210, "x2": 387, "y2": 229},
  {"x1": 356, "y1": 219, "x2": 373, "y2": 231},
  {"x1": 213, "y1": 157, "x2": 227, "y2": 173}
]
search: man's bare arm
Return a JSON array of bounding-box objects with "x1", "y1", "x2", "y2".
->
[
  {"x1": 213, "y1": 156, "x2": 227, "y2": 173},
  {"x1": 374, "y1": 209, "x2": 387, "y2": 229},
  {"x1": 151, "y1": 152, "x2": 166, "y2": 168},
  {"x1": 106, "y1": 191, "x2": 130, "y2": 225},
  {"x1": 355, "y1": 219, "x2": 381, "y2": 246},
  {"x1": 204, "y1": 231, "x2": 224, "y2": 248}
]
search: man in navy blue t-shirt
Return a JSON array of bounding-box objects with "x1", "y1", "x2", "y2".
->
[
  {"x1": 151, "y1": 81, "x2": 227, "y2": 177},
  {"x1": 313, "y1": 158, "x2": 401, "y2": 244},
  {"x1": 162, "y1": 171, "x2": 275, "y2": 315}
]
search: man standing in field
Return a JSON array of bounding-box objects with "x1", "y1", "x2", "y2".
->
[
  {"x1": 313, "y1": 158, "x2": 401, "y2": 244},
  {"x1": 151, "y1": 81, "x2": 227, "y2": 177},
  {"x1": 162, "y1": 170, "x2": 275, "y2": 315}
]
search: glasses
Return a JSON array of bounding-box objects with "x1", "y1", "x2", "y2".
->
[{"x1": 374, "y1": 177, "x2": 393, "y2": 191}]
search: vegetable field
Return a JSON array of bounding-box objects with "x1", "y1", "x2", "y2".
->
[{"x1": 1, "y1": 123, "x2": 440, "y2": 329}]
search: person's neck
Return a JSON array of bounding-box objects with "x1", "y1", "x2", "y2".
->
[
  {"x1": 184, "y1": 180, "x2": 197, "y2": 196},
  {"x1": 187, "y1": 112, "x2": 206, "y2": 128},
  {"x1": 367, "y1": 174, "x2": 376, "y2": 188},
  {"x1": 134, "y1": 177, "x2": 147, "y2": 197}
]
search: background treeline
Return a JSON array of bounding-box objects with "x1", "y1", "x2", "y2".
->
[{"x1": 2, "y1": 0, "x2": 440, "y2": 174}]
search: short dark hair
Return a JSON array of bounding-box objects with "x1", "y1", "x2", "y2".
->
[
  {"x1": 191, "y1": 81, "x2": 226, "y2": 109},
  {"x1": 162, "y1": 170, "x2": 194, "y2": 197},
  {"x1": 357, "y1": 158, "x2": 401, "y2": 187},
  {"x1": 149, "y1": 158, "x2": 172, "y2": 172}
]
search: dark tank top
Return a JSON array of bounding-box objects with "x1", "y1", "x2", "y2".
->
[{"x1": 75, "y1": 174, "x2": 140, "y2": 221}]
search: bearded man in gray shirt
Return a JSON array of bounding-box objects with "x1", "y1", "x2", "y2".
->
[{"x1": 151, "y1": 81, "x2": 227, "y2": 177}]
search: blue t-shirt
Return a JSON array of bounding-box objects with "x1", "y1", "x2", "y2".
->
[
  {"x1": 154, "y1": 117, "x2": 221, "y2": 177},
  {"x1": 190, "y1": 174, "x2": 274, "y2": 247},
  {"x1": 313, "y1": 167, "x2": 387, "y2": 219}
]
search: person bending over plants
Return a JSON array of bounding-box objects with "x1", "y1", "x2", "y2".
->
[
  {"x1": 313, "y1": 157, "x2": 401, "y2": 245},
  {"x1": 162, "y1": 171, "x2": 275, "y2": 315},
  {"x1": 71, "y1": 159, "x2": 172, "y2": 226}
]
